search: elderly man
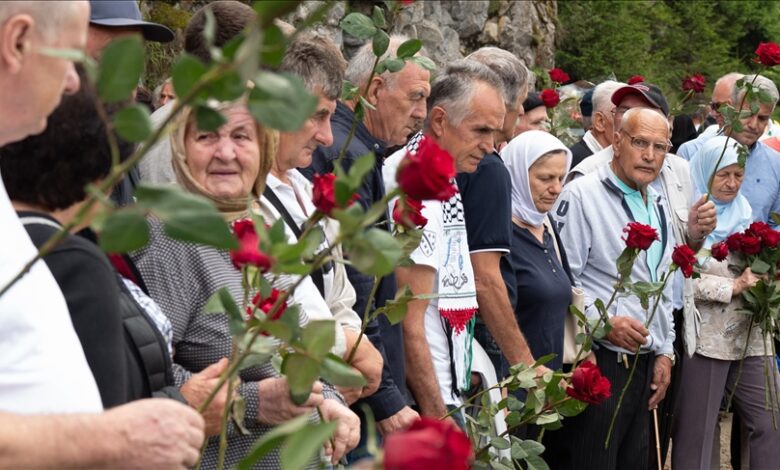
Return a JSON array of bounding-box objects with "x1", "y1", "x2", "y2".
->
[
  {"x1": 0, "y1": 1, "x2": 203, "y2": 467},
  {"x1": 720, "y1": 74, "x2": 780, "y2": 226},
  {"x1": 383, "y1": 60, "x2": 505, "y2": 424},
  {"x1": 564, "y1": 81, "x2": 716, "y2": 467},
  {"x1": 569, "y1": 80, "x2": 624, "y2": 167},
  {"x1": 515, "y1": 92, "x2": 548, "y2": 134},
  {"x1": 454, "y1": 47, "x2": 542, "y2": 382},
  {"x1": 677, "y1": 72, "x2": 743, "y2": 161},
  {"x1": 300, "y1": 35, "x2": 432, "y2": 437},
  {"x1": 547, "y1": 108, "x2": 678, "y2": 469}
]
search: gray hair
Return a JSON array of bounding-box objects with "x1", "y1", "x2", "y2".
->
[
  {"x1": 0, "y1": 0, "x2": 83, "y2": 41},
  {"x1": 425, "y1": 59, "x2": 503, "y2": 127},
  {"x1": 734, "y1": 74, "x2": 779, "y2": 106},
  {"x1": 592, "y1": 80, "x2": 625, "y2": 114},
  {"x1": 346, "y1": 34, "x2": 418, "y2": 89},
  {"x1": 152, "y1": 77, "x2": 172, "y2": 108},
  {"x1": 466, "y1": 47, "x2": 528, "y2": 108},
  {"x1": 280, "y1": 34, "x2": 346, "y2": 100}
]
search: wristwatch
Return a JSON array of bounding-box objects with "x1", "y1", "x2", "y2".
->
[{"x1": 660, "y1": 353, "x2": 676, "y2": 366}]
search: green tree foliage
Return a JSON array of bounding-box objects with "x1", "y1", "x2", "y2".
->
[{"x1": 556, "y1": 0, "x2": 780, "y2": 98}]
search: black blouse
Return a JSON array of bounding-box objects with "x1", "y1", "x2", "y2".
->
[{"x1": 509, "y1": 220, "x2": 573, "y2": 371}]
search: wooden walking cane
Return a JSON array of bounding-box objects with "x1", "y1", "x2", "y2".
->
[{"x1": 653, "y1": 408, "x2": 662, "y2": 470}]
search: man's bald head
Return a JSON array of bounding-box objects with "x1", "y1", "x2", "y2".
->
[{"x1": 711, "y1": 72, "x2": 744, "y2": 126}]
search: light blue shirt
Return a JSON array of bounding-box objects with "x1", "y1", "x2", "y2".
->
[
  {"x1": 677, "y1": 125, "x2": 719, "y2": 161},
  {"x1": 742, "y1": 141, "x2": 780, "y2": 227}
]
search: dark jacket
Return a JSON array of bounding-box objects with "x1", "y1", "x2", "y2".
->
[
  {"x1": 569, "y1": 138, "x2": 594, "y2": 169},
  {"x1": 20, "y1": 212, "x2": 183, "y2": 406},
  {"x1": 300, "y1": 101, "x2": 408, "y2": 420}
]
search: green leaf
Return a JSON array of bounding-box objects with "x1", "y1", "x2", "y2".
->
[
  {"x1": 112, "y1": 104, "x2": 152, "y2": 143},
  {"x1": 98, "y1": 208, "x2": 149, "y2": 253},
  {"x1": 281, "y1": 353, "x2": 320, "y2": 405},
  {"x1": 383, "y1": 57, "x2": 405, "y2": 73},
  {"x1": 259, "y1": 24, "x2": 287, "y2": 68},
  {"x1": 280, "y1": 420, "x2": 338, "y2": 470},
  {"x1": 341, "y1": 81, "x2": 360, "y2": 101},
  {"x1": 237, "y1": 415, "x2": 310, "y2": 470},
  {"x1": 381, "y1": 285, "x2": 415, "y2": 324},
  {"x1": 171, "y1": 54, "x2": 207, "y2": 99},
  {"x1": 558, "y1": 397, "x2": 589, "y2": 417},
  {"x1": 345, "y1": 228, "x2": 403, "y2": 276},
  {"x1": 409, "y1": 55, "x2": 437, "y2": 71},
  {"x1": 320, "y1": 353, "x2": 367, "y2": 388},
  {"x1": 231, "y1": 395, "x2": 250, "y2": 435},
  {"x1": 371, "y1": 5, "x2": 386, "y2": 28},
  {"x1": 519, "y1": 439, "x2": 546, "y2": 456},
  {"x1": 525, "y1": 453, "x2": 551, "y2": 470},
  {"x1": 533, "y1": 353, "x2": 557, "y2": 368},
  {"x1": 253, "y1": 1, "x2": 305, "y2": 26},
  {"x1": 751, "y1": 258, "x2": 771, "y2": 275},
  {"x1": 491, "y1": 437, "x2": 511, "y2": 450},
  {"x1": 163, "y1": 210, "x2": 237, "y2": 250},
  {"x1": 97, "y1": 36, "x2": 144, "y2": 103},
  {"x1": 372, "y1": 29, "x2": 390, "y2": 57},
  {"x1": 347, "y1": 153, "x2": 376, "y2": 191},
  {"x1": 771, "y1": 212, "x2": 780, "y2": 226},
  {"x1": 202, "y1": 8, "x2": 216, "y2": 49},
  {"x1": 249, "y1": 72, "x2": 318, "y2": 131},
  {"x1": 195, "y1": 105, "x2": 227, "y2": 131},
  {"x1": 397, "y1": 39, "x2": 422, "y2": 59},
  {"x1": 340, "y1": 12, "x2": 377, "y2": 39},
  {"x1": 206, "y1": 70, "x2": 247, "y2": 101},
  {"x1": 301, "y1": 320, "x2": 335, "y2": 357}
]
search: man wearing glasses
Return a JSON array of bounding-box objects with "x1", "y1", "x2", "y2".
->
[{"x1": 547, "y1": 107, "x2": 689, "y2": 470}]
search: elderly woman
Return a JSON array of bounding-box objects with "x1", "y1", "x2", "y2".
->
[
  {"x1": 672, "y1": 136, "x2": 780, "y2": 469},
  {"x1": 0, "y1": 80, "x2": 180, "y2": 407},
  {"x1": 132, "y1": 100, "x2": 359, "y2": 469},
  {"x1": 501, "y1": 130, "x2": 574, "y2": 372}
]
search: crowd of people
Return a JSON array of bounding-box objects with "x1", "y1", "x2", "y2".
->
[{"x1": 2, "y1": 1, "x2": 780, "y2": 469}]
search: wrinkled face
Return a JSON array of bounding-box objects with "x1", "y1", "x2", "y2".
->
[
  {"x1": 437, "y1": 82, "x2": 505, "y2": 173},
  {"x1": 373, "y1": 62, "x2": 430, "y2": 145},
  {"x1": 611, "y1": 111, "x2": 670, "y2": 190},
  {"x1": 184, "y1": 106, "x2": 261, "y2": 198},
  {"x1": 731, "y1": 101, "x2": 775, "y2": 147},
  {"x1": 528, "y1": 151, "x2": 568, "y2": 213},
  {"x1": 19, "y1": 2, "x2": 89, "y2": 140},
  {"x1": 515, "y1": 106, "x2": 548, "y2": 134},
  {"x1": 277, "y1": 92, "x2": 336, "y2": 172},
  {"x1": 710, "y1": 81, "x2": 733, "y2": 125},
  {"x1": 710, "y1": 163, "x2": 744, "y2": 203},
  {"x1": 159, "y1": 82, "x2": 176, "y2": 107},
  {"x1": 500, "y1": 85, "x2": 528, "y2": 143}
]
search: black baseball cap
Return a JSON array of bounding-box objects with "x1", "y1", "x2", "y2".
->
[
  {"x1": 580, "y1": 89, "x2": 594, "y2": 117},
  {"x1": 89, "y1": 1, "x2": 174, "y2": 43},
  {"x1": 611, "y1": 82, "x2": 670, "y2": 117}
]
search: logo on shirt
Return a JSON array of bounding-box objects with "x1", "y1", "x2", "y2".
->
[{"x1": 419, "y1": 229, "x2": 436, "y2": 257}]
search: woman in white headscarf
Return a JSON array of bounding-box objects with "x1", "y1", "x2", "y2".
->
[
  {"x1": 672, "y1": 135, "x2": 780, "y2": 470},
  {"x1": 501, "y1": 130, "x2": 573, "y2": 372}
]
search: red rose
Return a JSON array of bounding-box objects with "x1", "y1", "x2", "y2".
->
[
  {"x1": 566, "y1": 360, "x2": 611, "y2": 405},
  {"x1": 548, "y1": 67, "x2": 570, "y2": 84},
  {"x1": 230, "y1": 219, "x2": 273, "y2": 271},
  {"x1": 392, "y1": 197, "x2": 427, "y2": 229},
  {"x1": 396, "y1": 137, "x2": 457, "y2": 201},
  {"x1": 247, "y1": 289, "x2": 288, "y2": 335},
  {"x1": 747, "y1": 221, "x2": 771, "y2": 239},
  {"x1": 756, "y1": 42, "x2": 780, "y2": 67},
  {"x1": 672, "y1": 244, "x2": 697, "y2": 278},
  {"x1": 726, "y1": 232, "x2": 744, "y2": 252},
  {"x1": 622, "y1": 222, "x2": 659, "y2": 250},
  {"x1": 710, "y1": 241, "x2": 729, "y2": 262},
  {"x1": 682, "y1": 73, "x2": 706, "y2": 93},
  {"x1": 627, "y1": 75, "x2": 645, "y2": 85},
  {"x1": 762, "y1": 229, "x2": 780, "y2": 248},
  {"x1": 741, "y1": 234, "x2": 763, "y2": 255},
  {"x1": 383, "y1": 417, "x2": 473, "y2": 470},
  {"x1": 540, "y1": 88, "x2": 560, "y2": 108},
  {"x1": 312, "y1": 173, "x2": 357, "y2": 216}
]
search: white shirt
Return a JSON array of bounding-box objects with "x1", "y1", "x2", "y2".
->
[{"x1": 0, "y1": 174, "x2": 102, "y2": 413}]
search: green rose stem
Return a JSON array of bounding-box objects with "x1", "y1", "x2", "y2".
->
[
  {"x1": 705, "y1": 73, "x2": 761, "y2": 197},
  {"x1": 345, "y1": 275, "x2": 380, "y2": 364},
  {"x1": 604, "y1": 271, "x2": 672, "y2": 449},
  {"x1": 473, "y1": 396, "x2": 573, "y2": 459},
  {"x1": 336, "y1": 54, "x2": 380, "y2": 166}
]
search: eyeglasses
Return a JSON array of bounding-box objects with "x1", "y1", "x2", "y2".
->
[{"x1": 620, "y1": 130, "x2": 671, "y2": 156}]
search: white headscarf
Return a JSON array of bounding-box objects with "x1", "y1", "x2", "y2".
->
[
  {"x1": 501, "y1": 130, "x2": 572, "y2": 227},
  {"x1": 689, "y1": 135, "x2": 752, "y2": 250}
]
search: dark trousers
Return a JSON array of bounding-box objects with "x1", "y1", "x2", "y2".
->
[
  {"x1": 544, "y1": 346, "x2": 654, "y2": 470},
  {"x1": 651, "y1": 308, "x2": 683, "y2": 468}
]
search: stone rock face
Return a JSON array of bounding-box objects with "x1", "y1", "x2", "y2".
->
[{"x1": 284, "y1": 0, "x2": 557, "y2": 70}]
